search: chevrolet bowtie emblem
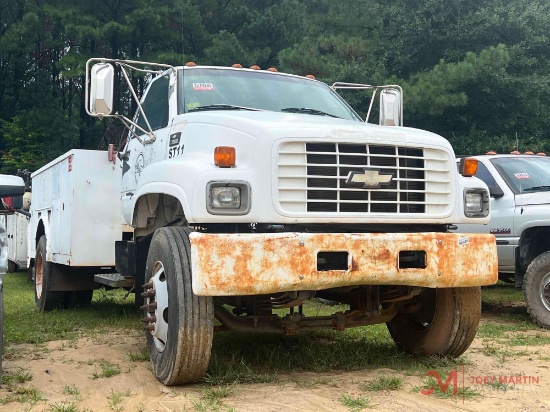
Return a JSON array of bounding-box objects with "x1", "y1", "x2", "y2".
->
[{"x1": 346, "y1": 169, "x2": 393, "y2": 188}]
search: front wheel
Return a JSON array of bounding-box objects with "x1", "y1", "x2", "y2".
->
[
  {"x1": 142, "y1": 227, "x2": 214, "y2": 385},
  {"x1": 523, "y1": 251, "x2": 550, "y2": 328},
  {"x1": 386, "y1": 287, "x2": 480, "y2": 357}
]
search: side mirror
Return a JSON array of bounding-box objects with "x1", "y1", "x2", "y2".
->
[
  {"x1": 89, "y1": 63, "x2": 115, "y2": 115},
  {"x1": 0, "y1": 175, "x2": 25, "y2": 198},
  {"x1": 489, "y1": 185, "x2": 504, "y2": 198},
  {"x1": 379, "y1": 87, "x2": 402, "y2": 127},
  {"x1": 0, "y1": 175, "x2": 25, "y2": 214}
]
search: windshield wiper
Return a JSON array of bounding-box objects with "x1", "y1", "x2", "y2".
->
[
  {"x1": 522, "y1": 185, "x2": 550, "y2": 192},
  {"x1": 187, "y1": 104, "x2": 259, "y2": 112},
  {"x1": 281, "y1": 107, "x2": 341, "y2": 118}
]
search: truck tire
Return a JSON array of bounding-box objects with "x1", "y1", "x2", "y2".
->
[
  {"x1": 34, "y1": 236, "x2": 65, "y2": 312},
  {"x1": 523, "y1": 251, "x2": 550, "y2": 328},
  {"x1": 27, "y1": 266, "x2": 34, "y2": 283},
  {"x1": 7, "y1": 260, "x2": 17, "y2": 273},
  {"x1": 386, "y1": 287, "x2": 480, "y2": 357},
  {"x1": 143, "y1": 226, "x2": 213, "y2": 385}
]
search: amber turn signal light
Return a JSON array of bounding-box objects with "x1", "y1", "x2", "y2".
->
[
  {"x1": 214, "y1": 146, "x2": 236, "y2": 167},
  {"x1": 459, "y1": 157, "x2": 478, "y2": 177}
]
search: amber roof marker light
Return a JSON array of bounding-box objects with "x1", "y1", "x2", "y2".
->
[{"x1": 459, "y1": 157, "x2": 478, "y2": 177}]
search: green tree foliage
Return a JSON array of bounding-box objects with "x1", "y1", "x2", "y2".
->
[{"x1": 1, "y1": 0, "x2": 550, "y2": 173}]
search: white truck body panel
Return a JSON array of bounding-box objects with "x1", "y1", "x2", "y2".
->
[
  {"x1": 0, "y1": 216, "x2": 6, "y2": 276},
  {"x1": 30, "y1": 150, "x2": 122, "y2": 266},
  {"x1": 6, "y1": 212, "x2": 29, "y2": 269}
]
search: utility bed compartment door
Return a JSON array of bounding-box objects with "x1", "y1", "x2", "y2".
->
[{"x1": 32, "y1": 150, "x2": 122, "y2": 267}]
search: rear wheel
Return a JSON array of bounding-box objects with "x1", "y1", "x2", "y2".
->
[
  {"x1": 142, "y1": 226, "x2": 213, "y2": 385},
  {"x1": 523, "y1": 251, "x2": 550, "y2": 328},
  {"x1": 7, "y1": 260, "x2": 17, "y2": 273},
  {"x1": 34, "y1": 236, "x2": 65, "y2": 312},
  {"x1": 386, "y1": 287, "x2": 480, "y2": 357}
]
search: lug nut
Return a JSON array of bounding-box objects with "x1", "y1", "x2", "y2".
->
[
  {"x1": 140, "y1": 289, "x2": 156, "y2": 298},
  {"x1": 142, "y1": 281, "x2": 153, "y2": 289},
  {"x1": 141, "y1": 316, "x2": 157, "y2": 324},
  {"x1": 140, "y1": 302, "x2": 157, "y2": 311},
  {"x1": 144, "y1": 324, "x2": 155, "y2": 331}
]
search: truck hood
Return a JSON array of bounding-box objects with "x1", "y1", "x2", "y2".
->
[
  {"x1": 176, "y1": 111, "x2": 452, "y2": 149},
  {"x1": 515, "y1": 192, "x2": 550, "y2": 207}
]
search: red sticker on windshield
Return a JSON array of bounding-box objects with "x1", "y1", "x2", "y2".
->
[
  {"x1": 514, "y1": 172, "x2": 530, "y2": 179},
  {"x1": 193, "y1": 83, "x2": 214, "y2": 91}
]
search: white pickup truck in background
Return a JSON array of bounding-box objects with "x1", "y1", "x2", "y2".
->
[{"x1": 456, "y1": 153, "x2": 550, "y2": 328}]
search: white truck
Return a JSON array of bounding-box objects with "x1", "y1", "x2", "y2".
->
[
  {"x1": 5, "y1": 171, "x2": 31, "y2": 274},
  {"x1": 6, "y1": 212, "x2": 30, "y2": 273},
  {"x1": 0, "y1": 174, "x2": 26, "y2": 379},
  {"x1": 27, "y1": 58, "x2": 497, "y2": 385},
  {"x1": 455, "y1": 153, "x2": 550, "y2": 328}
]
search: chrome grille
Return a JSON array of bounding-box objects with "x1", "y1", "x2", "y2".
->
[{"x1": 277, "y1": 141, "x2": 452, "y2": 215}]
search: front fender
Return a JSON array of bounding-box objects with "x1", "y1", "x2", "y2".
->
[{"x1": 131, "y1": 182, "x2": 191, "y2": 227}]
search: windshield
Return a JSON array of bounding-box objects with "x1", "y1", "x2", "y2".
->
[
  {"x1": 178, "y1": 67, "x2": 362, "y2": 121},
  {"x1": 492, "y1": 156, "x2": 550, "y2": 194}
]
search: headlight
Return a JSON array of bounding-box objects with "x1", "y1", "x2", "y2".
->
[
  {"x1": 464, "y1": 188, "x2": 489, "y2": 217},
  {"x1": 207, "y1": 181, "x2": 251, "y2": 215},
  {"x1": 211, "y1": 187, "x2": 241, "y2": 208}
]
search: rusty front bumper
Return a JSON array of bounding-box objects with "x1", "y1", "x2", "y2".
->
[{"x1": 189, "y1": 232, "x2": 497, "y2": 296}]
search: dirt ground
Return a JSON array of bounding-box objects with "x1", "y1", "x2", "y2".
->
[{"x1": 1, "y1": 323, "x2": 550, "y2": 412}]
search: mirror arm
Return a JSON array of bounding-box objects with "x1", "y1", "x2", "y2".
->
[
  {"x1": 365, "y1": 89, "x2": 378, "y2": 123},
  {"x1": 119, "y1": 67, "x2": 155, "y2": 143}
]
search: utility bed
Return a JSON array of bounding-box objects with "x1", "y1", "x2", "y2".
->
[{"x1": 30, "y1": 150, "x2": 122, "y2": 267}]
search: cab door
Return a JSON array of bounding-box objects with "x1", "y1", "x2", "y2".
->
[
  {"x1": 120, "y1": 73, "x2": 172, "y2": 224},
  {"x1": 476, "y1": 161, "x2": 516, "y2": 271}
]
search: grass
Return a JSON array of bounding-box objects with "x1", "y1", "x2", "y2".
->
[
  {"x1": 413, "y1": 376, "x2": 482, "y2": 399},
  {"x1": 63, "y1": 384, "x2": 81, "y2": 401},
  {"x1": 292, "y1": 376, "x2": 339, "y2": 389},
  {"x1": 107, "y1": 389, "x2": 132, "y2": 412},
  {"x1": 4, "y1": 273, "x2": 141, "y2": 346},
  {"x1": 0, "y1": 385, "x2": 43, "y2": 405},
  {"x1": 48, "y1": 402, "x2": 80, "y2": 412},
  {"x1": 481, "y1": 281, "x2": 524, "y2": 306},
  {"x1": 91, "y1": 359, "x2": 121, "y2": 379},
  {"x1": 1, "y1": 367, "x2": 33, "y2": 385},
  {"x1": 192, "y1": 386, "x2": 235, "y2": 411},
  {"x1": 359, "y1": 375, "x2": 403, "y2": 391},
  {"x1": 339, "y1": 394, "x2": 371, "y2": 411},
  {"x1": 127, "y1": 347, "x2": 149, "y2": 362}
]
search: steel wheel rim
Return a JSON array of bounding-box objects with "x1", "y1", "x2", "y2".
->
[
  {"x1": 540, "y1": 272, "x2": 550, "y2": 312},
  {"x1": 406, "y1": 288, "x2": 437, "y2": 332},
  {"x1": 35, "y1": 251, "x2": 43, "y2": 299},
  {"x1": 147, "y1": 261, "x2": 169, "y2": 352}
]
